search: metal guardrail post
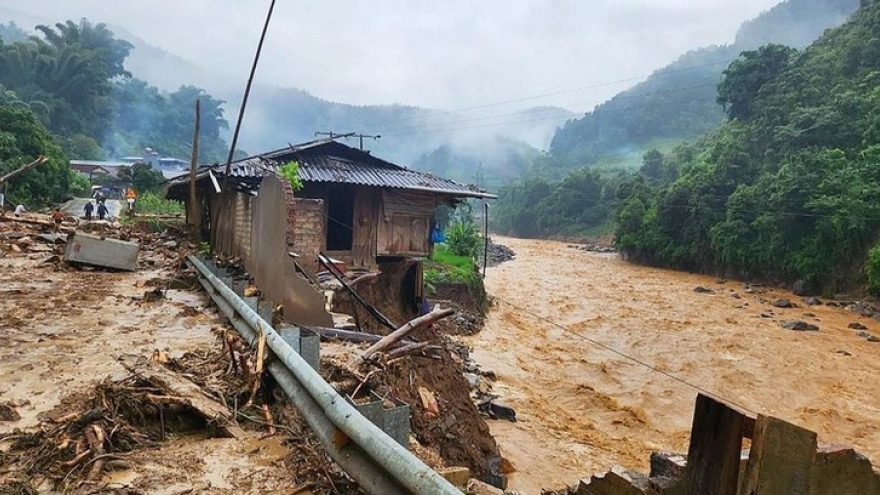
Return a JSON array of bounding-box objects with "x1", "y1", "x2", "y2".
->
[{"x1": 189, "y1": 255, "x2": 460, "y2": 495}]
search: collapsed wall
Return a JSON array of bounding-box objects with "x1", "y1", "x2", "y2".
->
[{"x1": 207, "y1": 176, "x2": 331, "y2": 327}]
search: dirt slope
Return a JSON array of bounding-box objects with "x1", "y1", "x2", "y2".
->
[{"x1": 467, "y1": 237, "x2": 880, "y2": 493}]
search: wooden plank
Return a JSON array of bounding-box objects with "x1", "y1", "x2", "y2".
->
[
  {"x1": 681, "y1": 393, "x2": 745, "y2": 495},
  {"x1": 742, "y1": 415, "x2": 817, "y2": 495},
  {"x1": 351, "y1": 188, "x2": 378, "y2": 267},
  {"x1": 119, "y1": 355, "x2": 244, "y2": 439}
]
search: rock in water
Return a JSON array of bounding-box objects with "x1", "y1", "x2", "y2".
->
[
  {"x1": 773, "y1": 299, "x2": 795, "y2": 308},
  {"x1": 693, "y1": 286, "x2": 714, "y2": 294},
  {"x1": 848, "y1": 322, "x2": 869, "y2": 331},
  {"x1": 782, "y1": 320, "x2": 819, "y2": 331}
]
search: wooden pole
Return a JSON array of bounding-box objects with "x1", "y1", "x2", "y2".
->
[
  {"x1": 188, "y1": 99, "x2": 201, "y2": 233},
  {"x1": 360, "y1": 306, "x2": 454, "y2": 362},
  {"x1": 482, "y1": 201, "x2": 489, "y2": 279},
  {"x1": 223, "y1": 0, "x2": 277, "y2": 182}
]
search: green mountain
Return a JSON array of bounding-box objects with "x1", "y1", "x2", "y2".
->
[
  {"x1": 548, "y1": 0, "x2": 860, "y2": 171},
  {"x1": 615, "y1": 2, "x2": 880, "y2": 293}
]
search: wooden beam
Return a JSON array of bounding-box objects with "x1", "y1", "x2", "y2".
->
[
  {"x1": 681, "y1": 393, "x2": 746, "y2": 495},
  {"x1": 741, "y1": 415, "x2": 817, "y2": 495},
  {"x1": 361, "y1": 305, "x2": 453, "y2": 362},
  {"x1": 0, "y1": 155, "x2": 48, "y2": 184}
]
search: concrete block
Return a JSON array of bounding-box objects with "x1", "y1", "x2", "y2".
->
[
  {"x1": 243, "y1": 296, "x2": 259, "y2": 312},
  {"x1": 383, "y1": 400, "x2": 411, "y2": 448},
  {"x1": 466, "y1": 478, "x2": 504, "y2": 495},
  {"x1": 810, "y1": 444, "x2": 880, "y2": 495},
  {"x1": 300, "y1": 334, "x2": 320, "y2": 371},
  {"x1": 575, "y1": 468, "x2": 647, "y2": 494},
  {"x1": 257, "y1": 300, "x2": 274, "y2": 324},
  {"x1": 278, "y1": 325, "x2": 301, "y2": 354},
  {"x1": 232, "y1": 279, "x2": 246, "y2": 296},
  {"x1": 63, "y1": 231, "x2": 139, "y2": 271},
  {"x1": 438, "y1": 467, "x2": 471, "y2": 487}
]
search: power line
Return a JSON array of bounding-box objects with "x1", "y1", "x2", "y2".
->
[
  {"x1": 360, "y1": 59, "x2": 730, "y2": 129},
  {"x1": 376, "y1": 83, "x2": 717, "y2": 136},
  {"x1": 491, "y1": 295, "x2": 758, "y2": 415}
]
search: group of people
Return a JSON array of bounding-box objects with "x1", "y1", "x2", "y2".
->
[{"x1": 82, "y1": 200, "x2": 110, "y2": 222}]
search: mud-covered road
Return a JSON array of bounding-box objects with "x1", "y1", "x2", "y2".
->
[
  {"x1": 468, "y1": 237, "x2": 880, "y2": 493},
  {"x1": 0, "y1": 250, "x2": 298, "y2": 493}
]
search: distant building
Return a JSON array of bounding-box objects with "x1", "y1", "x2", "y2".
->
[
  {"x1": 123, "y1": 148, "x2": 189, "y2": 179},
  {"x1": 69, "y1": 161, "x2": 125, "y2": 180}
]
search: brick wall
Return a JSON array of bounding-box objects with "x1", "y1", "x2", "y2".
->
[
  {"x1": 292, "y1": 198, "x2": 325, "y2": 274},
  {"x1": 233, "y1": 193, "x2": 252, "y2": 264}
]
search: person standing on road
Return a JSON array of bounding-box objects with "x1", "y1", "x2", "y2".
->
[
  {"x1": 97, "y1": 202, "x2": 108, "y2": 221},
  {"x1": 83, "y1": 201, "x2": 94, "y2": 221},
  {"x1": 125, "y1": 186, "x2": 137, "y2": 212},
  {"x1": 51, "y1": 208, "x2": 64, "y2": 233}
]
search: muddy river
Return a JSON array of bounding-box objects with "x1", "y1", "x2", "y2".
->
[{"x1": 467, "y1": 237, "x2": 880, "y2": 493}]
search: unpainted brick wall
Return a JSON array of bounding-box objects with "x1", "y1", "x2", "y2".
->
[
  {"x1": 292, "y1": 197, "x2": 325, "y2": 274},
  {"x1": 233, "y1": 192, "x2": 252, "y2": 264}
]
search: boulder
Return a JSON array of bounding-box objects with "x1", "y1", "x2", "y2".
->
[
  {"x1": 793, "y1": 279, "x2": 817, "y2": 296},
  {"x1": 848, "y1": 322, "x2": 869, "y2": 331},
  {"x1": 773, "y1": 299, "x2": 795, "y2": 308},
  {"x1": 693, "y1": 286, "x2": 714, "y2": 294},
  {"x1": 782, "y1": 320, "x2": 819, "y2": 332}
]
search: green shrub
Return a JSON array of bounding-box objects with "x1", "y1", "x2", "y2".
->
[
  {"x1": 134, "y1": 192, "x2": 185, "y2": 215},
  {"x1": 446, "y1": 220, "x2": 482, "y2": 258},
  {"x1": 866, "y1": 244, "x2": 880, "y2": 296},
  {"x1": 279, "y1": 160, "x2": 303, "y2": 191}
]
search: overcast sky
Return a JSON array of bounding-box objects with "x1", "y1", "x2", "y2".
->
[{"x1": 3, "y1": 0, "x2": 783, "y2": 112}]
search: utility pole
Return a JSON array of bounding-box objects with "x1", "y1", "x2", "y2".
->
[
  {"x1": 188, "y1": 98, "x2": 201, "y2": 234},
  {"x1": 353, "y1": 133, "x2": 381, "y2": 150},
  {"x1": 314, "y1": 132, "x2": 381, "y2": 150},
  {"x1": 314, "y1": 131, "x2": 356, "y2": 141},
  {"x1": 224, "y1": 0, "x2": 277, "y2": 182}
]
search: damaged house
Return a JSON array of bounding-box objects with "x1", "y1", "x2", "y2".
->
[{"x1": 166, "y1": 139, "x2": 494, "y2": 326}]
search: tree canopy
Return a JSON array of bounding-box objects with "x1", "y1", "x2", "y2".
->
[{"x1": 614, "y1": 3, "x2": 880, "y2": 293}]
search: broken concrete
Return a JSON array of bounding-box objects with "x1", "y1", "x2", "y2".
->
[{"x1": 63, "y1": 231, "x2": 139, "y2": 271}]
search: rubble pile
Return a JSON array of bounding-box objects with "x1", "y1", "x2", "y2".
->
[
  {"x1": 568, "y1": 243, "x2": 617, "y2": 253},
  {"x1": 478, "y1": 238, "x2": 516, "y2": 267},
  {"x1": 448, "y1": 341, "x2": 516, "y2": 423}
]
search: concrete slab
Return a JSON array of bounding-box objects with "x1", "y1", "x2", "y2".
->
[{"x1": 63, "y1": 231, "x2": 139, "y2": 271}]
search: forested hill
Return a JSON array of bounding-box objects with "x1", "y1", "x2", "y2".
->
[
  {"x1": 547, "y1": 0, "x2": 859, "y2": 170},
  {"x1": 615, "y1": 2, "x2": 880, "y2": 294}
]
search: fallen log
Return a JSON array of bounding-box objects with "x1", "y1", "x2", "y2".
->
[
  {"x1": 303, "y1": 326, "x2": 418, "y2": 347},
  {"x1": 118, "y1": 355, "x2": 244, "y2": 438},
  {"x1": 361, "y1": 306, "x2": 454, "y2": 362},
  {"x1": 0, "y1": 156, "x2": 48, "y2": 184},
  {"x1": 387, "y1": 341, "x2": 432, "y2": 359},
  {"x1": 0, "y1": 215, "x2": 75, "y2": 233}
]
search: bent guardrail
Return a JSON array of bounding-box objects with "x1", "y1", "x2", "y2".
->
[{"x1": 187, "y1": 254, "x2": 460, "y2": 495}]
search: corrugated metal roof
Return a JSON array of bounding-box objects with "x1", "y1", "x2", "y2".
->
[{"x1": 170, "y1": 140, "x2": 496, "y2": 199}]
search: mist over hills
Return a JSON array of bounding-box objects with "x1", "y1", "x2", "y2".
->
[
  {"x1": 547, "y1": 0, "x2": 860, "y2": 171},
  {"x1": 108, "y1": 26, "x2": 574, "y2": 182},
  {"x1": 2, "y1": 0, "x2": 855, "y2": 188}
]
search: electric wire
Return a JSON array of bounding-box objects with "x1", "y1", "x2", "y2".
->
[{"x1": 490, "y1": 295, "x2": 759, "y2": 415}]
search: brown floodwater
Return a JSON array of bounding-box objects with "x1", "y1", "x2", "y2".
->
[{"x1": 466, "y1": 237, "x2": 880, "y2": 493}]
